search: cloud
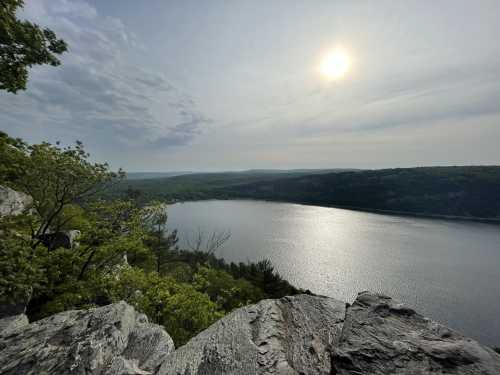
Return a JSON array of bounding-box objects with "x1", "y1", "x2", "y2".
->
[
  {"x1": 0, "y1": 0, "x2": 209, "y2": 149},
  {"x1": 259, "y1": 55, "x2": 500, "y2": 141},
  {"x1": 2, "y1": 0, "x2": 499, "y2": 170},
  {"x1": 152, "y1": 113, "x2": 213, "y2": 148}
]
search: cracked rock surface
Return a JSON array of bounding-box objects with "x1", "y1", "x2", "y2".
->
[
  {"x1": 1, "y1": 292, "x2": 499, "y2": 374},
  {"x1": 332, "y1": 291, "x2": 500, "y2": 375},
  {"x1": 158, "y1": 294, "x2": 346, "y2": 374},
  {"x1": 0, "y1": 301, "x2": 174, "y2": 375}
]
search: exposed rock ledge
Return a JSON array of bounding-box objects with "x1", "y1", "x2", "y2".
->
[{"x1": 1, "y1": 292, "x2": 499, "y2": 374}]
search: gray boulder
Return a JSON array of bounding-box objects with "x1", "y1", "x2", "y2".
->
[
  {"x1": 332, "y1": 291, "x2": 500, "y2": 374},
  {"x1": 0, "y1": 185, "x2": 32, "y2": 217},
  {"x1": 158, "y1": 294, "x2": 346, "y2": 374},
  {"x1": 0, "y1": 314, "x2": 28, "y2": 336},
  {"x1": 0, "y1": 301, "x2": 174, "y2": 375},
  {"x1": 1, "y1": 293, "x2": 499, "y2": 374}
]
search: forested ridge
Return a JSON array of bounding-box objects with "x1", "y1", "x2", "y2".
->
[
  {"x1": 103, "y1": 169, "x2": 355, "y2": 203},
  {"x1": 110, "y1": 166, "x2": 500, "y2": 220},
  {"x1": 219, "y1": 167, "x2": 500, "y2": 219}
]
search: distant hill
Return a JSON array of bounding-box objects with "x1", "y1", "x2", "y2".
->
[
  {"x1": 218, "y1": 166, "x2": 500, "y2": 220},
  {"x1": 125, "y1": 172, "x2": 193, "y2": 180},
  {"x1": 106, "y1": 169, "x2": 357, "y2": 202},
  {"x1": 241, "y1": 168, "x2": 358, "y2": 174},
  {"x1": 106, "y1": 166, "x2": 500, "y2": 220},
  {"x1": 125, "y1": 169, "x2": 355, "y2": 180}
]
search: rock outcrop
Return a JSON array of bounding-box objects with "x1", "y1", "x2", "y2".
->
[
  {"x1": 332, "y1": 291, "x2": 500, "y2": 374},
  {"x1": 0, "y1": 301, "x2": 174, "y2": 375},
  {"x1": 158, "y1": 294, "x2": 346, "y2": 374},
  {"x1": 1, "y1": 292, "x2": 499, "y2": 374},
  {"x1": 0, "y1": 185, "x2": 32, "y2": 217},
  {"x1": 0, "y1": 314, "x2": 28, "y2": 336},
  {"x1": 0, "y1": 185, "x2": 81, "y2": 250}
]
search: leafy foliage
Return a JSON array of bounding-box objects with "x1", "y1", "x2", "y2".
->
[
  {"x1": 0, "y1": 131, "x2": 28, "y2": 184},
  {"x1": 0, "y1": 133, "x2": 300, "y2": 347},
  {"x1": 39, "y1": 266, "x2": 224, "y2": 346},
  {"x1": 4, "y1": 139, "x2": 124, "y2": 249},
  {"x1": 0, "y1": 0, "x2": 67, "y2": 93},
  {"x1": 142, "y1": 201, "x2": 179, "y2": 273},
  {"x1": 193, "y1": 266, "x2": 264, "y2": 311},
  {"x1": 0, "y1": 232, "x2": 42, "y2": 303},
  {"x1": 72, "y1": 199, "x2": 150, "y2": 280},
  {"x1": 166, "y1": 249, "x2": 302, "y2": 299}
]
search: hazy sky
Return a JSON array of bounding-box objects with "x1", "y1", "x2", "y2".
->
[{"x1": 2, "y1": 0, "x2": 500, "y2": 171}]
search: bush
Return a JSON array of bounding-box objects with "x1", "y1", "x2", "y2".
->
[
  {"x1": 193, "y1": 266, "x2": 264, "y2": 310},
  {"x1": 102, "y1": 266, "x2": 223, "y2": 346},
  {"x1": 0, "y1": 235, "x2": 44, "y2": 304},
  {"x1": 167, "y1": 249, "x2": 301, "y2": 298}
]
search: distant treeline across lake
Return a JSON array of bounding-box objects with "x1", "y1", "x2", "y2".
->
[{"x1": 106, "y1": 166, "x2": 500, "y2": 220}]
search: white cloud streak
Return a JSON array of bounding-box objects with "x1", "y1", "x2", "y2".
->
[{"x1": 1, "y1": 0, "x2": 210, "y2": 152}]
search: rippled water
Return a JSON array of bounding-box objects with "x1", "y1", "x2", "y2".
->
[{"x1": 167, "y1": 199, "x2": 500, "y2": 346}]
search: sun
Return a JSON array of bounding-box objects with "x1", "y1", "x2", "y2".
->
[{"x1": 319, "y1": 49, "x2": 351, "y2": 80}]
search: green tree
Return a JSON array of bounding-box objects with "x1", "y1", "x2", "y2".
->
[
  {"x1": 76, "y1": 199, "x2": 151, "y2": 280},
  {"x1": 24, "y1": 199, "x2": 151, "y2": 319},
  {"x1": 143, "y1": 202, "x2": 179, "y2": 273},
  {"x1": 0, "y1": 131, "x2": 28, "y2": 185},
  {"x1": 0, "y1": 0, "x2": 67, "y2": 93},
  {"x1": 104, "y1": 267, "x2": 223, "y2": 346},
  {"x1": 0, "y1": 230, "x2": 45, "y2": 305},
  {"x1": 193, "y1": 266, "x2": 264, "y2": 310},
  {"x1": 7, "y1": 140, "x2": 123, "y2": 249}
]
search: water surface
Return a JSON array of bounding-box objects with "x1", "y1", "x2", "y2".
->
[{"x1": 167, "y1": 200, "x2": 500, "y2": 346}]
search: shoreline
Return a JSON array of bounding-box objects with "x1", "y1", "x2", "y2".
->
[{"x1": 170, "y1": 197, "x2": 500, "y2": 224}]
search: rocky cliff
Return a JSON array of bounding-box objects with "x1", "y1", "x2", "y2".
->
[{"x1": 1, "y1": 292, "x2": 499, "y2": 374}]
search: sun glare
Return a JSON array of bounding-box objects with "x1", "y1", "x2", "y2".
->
[{"x1": 320, "y1": 49, "x2": 351, "y2": 80}]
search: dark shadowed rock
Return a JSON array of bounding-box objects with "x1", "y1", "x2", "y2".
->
[
  {"x1": 0, "y1": 302, "x2": 28, "y2": 319},
  {"x1": 0, "y1": 301, "x2": 174, "y2": 375},
  {"x1": 332, "y1": 291, "x2": 500, "y2": 374},
  {"x1": 158, "y1": 294, "x2": 346, "y2": 374},
  {"x1": 0, "y1": 289, "x2": 31, "y2": 319},
  {"x1": 37, "y1": 229, "x2": 81, "y2": 250}
]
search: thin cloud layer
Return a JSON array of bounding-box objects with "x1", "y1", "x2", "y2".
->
[
  {"x1": 0, "y1": 0, "x2": 210, "y2": 151},
  {"x1": 1, "y1": 0, "x2": 499, "y2": 170}
]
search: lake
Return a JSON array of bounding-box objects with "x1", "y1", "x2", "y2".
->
[{"x1": 167, "y1": 199, "x2": 500, "y2": 346}]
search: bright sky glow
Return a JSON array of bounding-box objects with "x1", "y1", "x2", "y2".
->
[
  {"x1": 320, "y1": 49, "x2": 351, "y2": 79},
  {"x1": 2, "y1": 0, "x2": 500, "y2": 171}
]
